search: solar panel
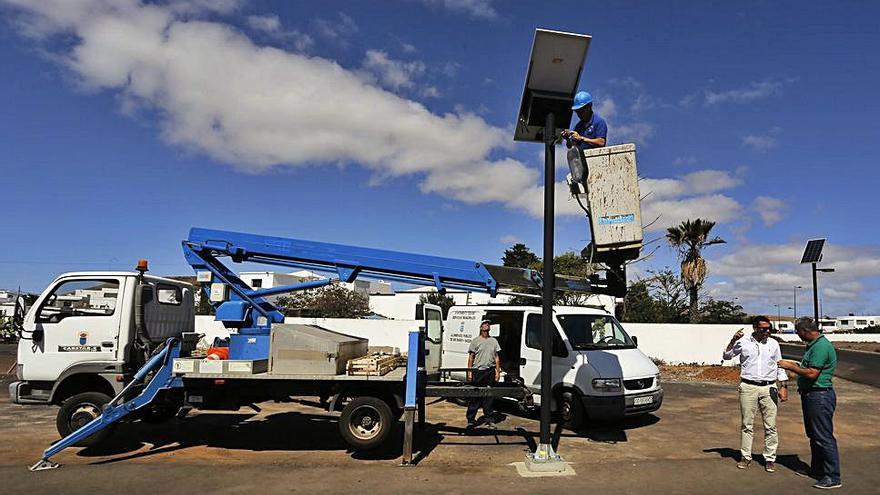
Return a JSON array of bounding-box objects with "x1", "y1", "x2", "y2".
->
[{"x1": 800, "y1": 239, "x2": 826, "y2": 264}]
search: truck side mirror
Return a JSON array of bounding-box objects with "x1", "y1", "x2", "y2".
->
[
  {"x1": 32, "y1": 328, "x2": 44, "y2": 343},
  {"x1": 13, "y1": 295, "x2": 27, "y2": 329},
  {"x1": 631, "y1": 335, "x2": 638, "y2": 347}
]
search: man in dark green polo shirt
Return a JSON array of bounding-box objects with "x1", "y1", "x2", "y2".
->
[{"x1": 778, "y1": 318, "x2": 841, "y2": 490}]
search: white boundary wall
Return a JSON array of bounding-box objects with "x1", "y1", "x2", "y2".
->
[{"x1": 194, "y1": 316, "x2": 880, "y2": 366}]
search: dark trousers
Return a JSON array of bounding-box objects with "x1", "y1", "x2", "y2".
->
[
  {"x1": 466, "y1": 368, "x2": 496, "y2": 423},
  {"x1": 801, "y1": 388, "x2": 841, "y2": 482}
]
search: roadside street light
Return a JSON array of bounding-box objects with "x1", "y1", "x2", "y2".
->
[
  {"x1": 800, "y1": 239, "x2": 833, "y2": 325},
  {"x1": 515, "y1": 28, "x2": 591, "y2": 472},
  {"x1": 793, "y1": 285, "x2": 802, "y2": 319}
]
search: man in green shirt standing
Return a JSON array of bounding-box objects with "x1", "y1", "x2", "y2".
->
[{"x1": 778, "y1": 318, "x2": 841, "y2": 490}]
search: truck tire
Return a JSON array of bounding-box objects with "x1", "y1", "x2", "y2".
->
[
  {"x1": 559, "y1": 390, "x2": 585, "y2": 431},
  {"x1": 56, "y1": 391, "x2": 115, "y2": 447},
  {"x1": 338, "y1": 396, "x2": 393, "y2": 450}
]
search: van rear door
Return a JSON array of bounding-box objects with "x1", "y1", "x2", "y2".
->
[{"x1": 423, "y1": 304, "x2": 443, "y2": 379}]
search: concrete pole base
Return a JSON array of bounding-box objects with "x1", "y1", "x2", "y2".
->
[{"x1": 524, "y1": 443, "x2": 566, "y2": 473}]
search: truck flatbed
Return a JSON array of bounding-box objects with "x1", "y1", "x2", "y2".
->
[{"x1": 174, "y1": 364, "x2": 407, "y2": 382}]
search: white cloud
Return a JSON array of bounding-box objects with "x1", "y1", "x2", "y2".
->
[
  {"x1": 705, "y1": 80, "x2": 783, "y2": 105},
  {"x1": 752, "y1": 196, "x2": 785, "y2": 226},
  {"x1": 638, "y1": 170, "x2": 743, "y2": 231},
  {"x1": 592, "y1": 88, "x2": 654, "y2": 146},
  {"x1": 418, "y1": 0, "x2": 498, "y2": 20},
  {"x1": 1, "y1": 0, "x2": 551, "y2": 214},
  {"x1": 314, "y1": 12, "x2": 358, "y2": 44},
  {"x1": 246, "y1": 14, "x2": 280, "y2": 32},
  {"x1": 641, "y1": 170, "x2": 743, "y2": 200},
  {"x1": 245, "y1": 14, "x2": 313, "y2": 52},
  {"x1": 361, "y1": 49, "x2": 426, "y2": 90},
  {"x1": 594, "y1": 97, "x2": 617, "y2": 119},
  {"x1": 684, "y1": 78, "x2": 796, "y2": 107},
  {"x1": 0, "y1": 1, "x2": 747, "y2": 236},
  {"x1": 614, "y1": 122, "x2": 655, "y2": 146},
  {"x1": 742, "y1": 134, "x2": 777, "y2": 151},
  {"x1": 708, "y1": 243, "x2": 880, "y2": 315},
  {"x1": 499, "y1": 234, "x2": 521, "y2": 245}
]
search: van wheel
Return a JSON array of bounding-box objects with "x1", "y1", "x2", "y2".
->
[
  {"x1": 56, "y1": 392, "x2": 115, "y2": 447},
  {"x1": 339, "y1": 397, "x2": 393, "y2": 450},
  {"x1": 559, "y1": 391, "x2": 585, "y2": 430}
]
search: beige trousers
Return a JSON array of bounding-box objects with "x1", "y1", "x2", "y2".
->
[{"x1": 739, "y1": 382, "x2": 778, "y2": 461}]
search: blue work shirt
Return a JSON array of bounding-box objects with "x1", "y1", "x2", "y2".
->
[{"x1": 573, "y1": 113, "x2": 608, "y2": 150}]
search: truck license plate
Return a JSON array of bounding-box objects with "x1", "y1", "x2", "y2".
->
[{"x1": 633, "y1": 396, "x2": 653, "y2": 406}]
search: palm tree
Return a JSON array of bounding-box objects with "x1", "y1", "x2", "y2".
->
[{"x1": 665, "y1": 219, "x2": 726, "y2": 323}]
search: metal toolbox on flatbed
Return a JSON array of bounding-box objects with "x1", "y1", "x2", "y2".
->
[{"x1": 269, "y1": 324, "x2": 368, "y2": 375}]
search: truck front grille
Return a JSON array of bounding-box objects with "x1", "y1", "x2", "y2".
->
[{"x1": 624, "y1": 377, "x2": 654, "y2": 390}]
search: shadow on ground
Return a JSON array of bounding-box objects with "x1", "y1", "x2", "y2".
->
[
  {"x1": 703, "y1": 447, "x2": 812, "y2": 474},
  {"x1": 76, "y1": 398, "x2": 660, "y2": 466}
]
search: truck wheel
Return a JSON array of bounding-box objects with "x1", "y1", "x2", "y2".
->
[
  {"x1": 339, "y1": 397, "x2": 393, "y2": 450},
  {"x1": 559, "y1": 390, "x2": 585, "y2": 430},
  {"x1": 56, "y1": 392, "x2": 115, "y2": 447}
]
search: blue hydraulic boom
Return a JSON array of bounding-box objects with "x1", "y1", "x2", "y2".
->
[{"x1": 183, "y1": 227, "x2": 511, "y2": 359}]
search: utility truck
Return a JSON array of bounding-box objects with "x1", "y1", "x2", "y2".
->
[{"x1": 13, "y1": 143, "x2": 647, "y2": 470}]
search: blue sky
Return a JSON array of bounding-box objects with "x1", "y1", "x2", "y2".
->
[{"x1": 1, "y1": 0, "x2": 878, "y2": 316}]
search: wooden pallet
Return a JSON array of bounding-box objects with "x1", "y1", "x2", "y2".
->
[{"x1": 347, "y1": 354, "x2": 404, "y2": 376}]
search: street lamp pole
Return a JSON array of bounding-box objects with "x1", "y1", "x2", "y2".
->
[
  {"x1": 539, "y1": 111, "x2": 556, "y2": 451},
  {"x1": 793, "y1": 285, "x2": 802, "y2": 320},
  {"x1": 812, "y1": 263, "x2": 819, "y2": 324}
]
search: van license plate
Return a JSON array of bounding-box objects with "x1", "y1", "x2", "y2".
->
[{"x1": 633, "y1": 396, "x2": 653, "y2": 406}]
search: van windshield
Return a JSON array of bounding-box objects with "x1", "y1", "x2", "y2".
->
[{"x1": 556, "y1": 314, "x2": 635, "y2": 350}]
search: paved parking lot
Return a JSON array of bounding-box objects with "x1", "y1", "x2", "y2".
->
[{"x1": 2, "y1": 367, "x2": 879, "y2": 494}]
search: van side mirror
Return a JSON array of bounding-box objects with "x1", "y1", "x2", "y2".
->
[
  {"x1": 32, "y1": 328, "x2": 44, "y2": 343},
  {"x1": 631, "y1": 335, "x2": 638, "y2": 347}
]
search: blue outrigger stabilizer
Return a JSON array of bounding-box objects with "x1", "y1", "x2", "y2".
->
[{"x1": 29, "y1": 338, "x2": 183, "y2": 471}]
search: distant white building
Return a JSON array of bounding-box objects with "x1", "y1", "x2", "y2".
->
[
  {"x1": 368, "y1": 287, "x2": 513, "y2": 320},
  {"x1": 205, "y1": 271, "x2": 615, "y2": 320},
  {"x1": 770, "y1": 320, "x2": 796, "y2": 333},
  {"x1": 818, "y1": 318, "x2": 838, "y2": 333},
  {"x1": 835, "y1": 315, "x2": 879, "y2": 332},
  {"x1": 0, "y1": 290, "x2": 16, "y2": 318}
]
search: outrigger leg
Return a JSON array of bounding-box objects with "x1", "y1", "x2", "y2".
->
[{"x1": 29, "y1": 338, "x2": 182, "y2": 471}]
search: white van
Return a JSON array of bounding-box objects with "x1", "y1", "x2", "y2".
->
[{"x1": 439, "y1": 305, "x2": 662, "y2": 427}]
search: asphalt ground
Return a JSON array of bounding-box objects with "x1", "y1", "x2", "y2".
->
[{"x1": 1, "y1": 383, "x2": 878, "y2": 490}]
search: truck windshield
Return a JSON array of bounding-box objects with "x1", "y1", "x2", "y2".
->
[{"x1": 556, "y1": 314, "x2": 635, "y2": 350}]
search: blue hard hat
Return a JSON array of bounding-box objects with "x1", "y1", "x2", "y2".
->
[{"x1": 572, "y1": 91, "x2": 593, "y2": 110}]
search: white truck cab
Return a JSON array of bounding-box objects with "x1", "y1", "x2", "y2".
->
[
  {"x1": 10, "y1": 270, "x2": 193, "y2": 442},
  {"x1": 440, "y1": 305, "x2": 662, "y2": 426}
]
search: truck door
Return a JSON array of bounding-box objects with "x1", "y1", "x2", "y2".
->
[
  {"x1": 21, "y1": 277, "x2": 125, "y2": 381},
  {"x1": 520, "y1": 312, "x2": 576, "y2": 395},
  {"x1": 423, "y1": 304, "x2": 443, "y2": 379}
]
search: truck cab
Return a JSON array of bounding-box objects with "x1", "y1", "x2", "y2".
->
[
  {"x1": 441, "y1": 305, "x2": 662, "y2": 427},
  {"x1": 10, "y1": 271, "x2": 193, "y2": 442}
]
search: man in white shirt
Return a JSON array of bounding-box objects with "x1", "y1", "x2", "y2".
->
[{"x1": 723, "y1": 316, "x2": 789, "y2": 473}]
